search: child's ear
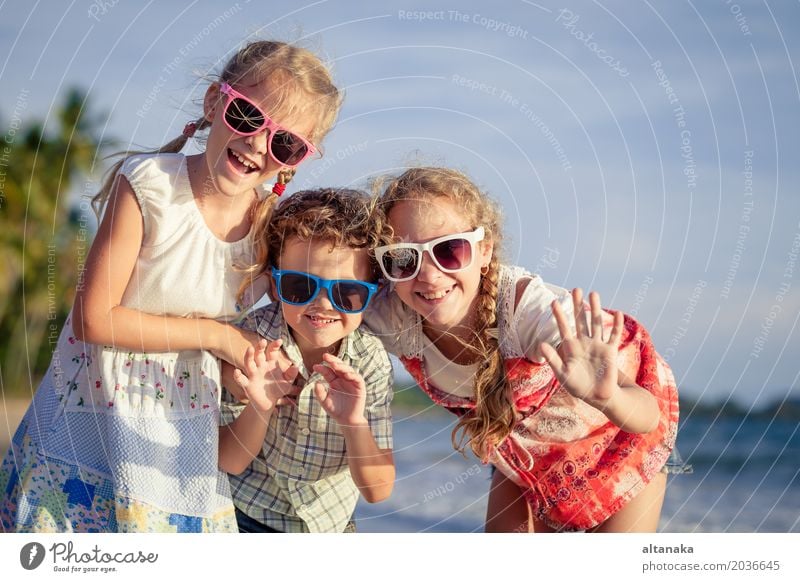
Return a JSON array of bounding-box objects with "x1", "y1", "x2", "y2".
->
[
  {"x1": 203, "y1": 83, "x2": 221, "y2": 123},
  {"x1": 480, "y1": 239, "x2": 494, "y2": 265}
]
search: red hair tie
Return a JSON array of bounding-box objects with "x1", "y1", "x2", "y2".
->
[{"x1": 271, "y1": 168, "x2": 295, "y2": 197}]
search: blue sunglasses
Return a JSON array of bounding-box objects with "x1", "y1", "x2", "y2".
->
[{"x1": 271, "y1": 268, "x2": 378, "y2": 314}]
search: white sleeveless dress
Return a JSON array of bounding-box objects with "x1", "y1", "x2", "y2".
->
[{"x1": 0, "y1": 153, "x2": 254, "y2": 532}]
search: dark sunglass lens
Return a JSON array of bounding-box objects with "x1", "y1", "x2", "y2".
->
[
  {"x1": 270, "y1": 131, "x2": 308, "y2": 165},
  {"x1": 225, "y1": 98, "x2": 265, "y2": 133},
  {"x1": 331, "y1": 282, "x2": 370, "y2": 312},
  {"x1": 433, "y1": 238, "x2": 472, "y2": 270},
  {"x1": 280, "y1": 273, "x2": 316, "y2": 304},
  {"x1": 383, "y1": 248, "x2": 418, "y2": 279}
]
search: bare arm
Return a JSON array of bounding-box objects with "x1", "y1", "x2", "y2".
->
[
  {"x1": 72, "y1": 175, "x2": 259, "y2": 367},
  {"x1": 219, "y1": 340, "x2": 300, "y2": 474},
  {"x1": 313, "y1": 354, "x2": 395, "y2": 503},
  {"x1": 219, "y1": 400, "x2": 274, "y2": 475},
  {"x1": 598, "y1": 369, "x2": 660, "y2": 434},
  {"x1": 339, "y1": 425, "x2": 395, "y2": 503}
]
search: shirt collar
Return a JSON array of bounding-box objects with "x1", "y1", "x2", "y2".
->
[{"x1": 257, "y1": 302, "x2": 357, "y2": 379}]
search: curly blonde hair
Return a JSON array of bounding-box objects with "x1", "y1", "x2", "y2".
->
[
  {"x1": 378, "y1": 167, "x2": 513, "y2": 461},
  {"x1": 238, "y1": 188, "x2": 390, "y2": 302}
]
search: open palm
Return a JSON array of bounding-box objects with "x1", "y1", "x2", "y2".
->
[{"x1": 540, "y1": 289, "x2": 624, "y2": 408}]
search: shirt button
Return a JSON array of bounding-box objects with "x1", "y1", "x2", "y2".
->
[
  {"x1": 299, "y1": 504, "x2": 307, "y2": 512},
  {"x1": 300, "y1": 427, "x2": 310, "y2": 436}
]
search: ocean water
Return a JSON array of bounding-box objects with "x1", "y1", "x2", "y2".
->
[{"x1": 355, "y1": 408, "x2": 800, "y2": 532}]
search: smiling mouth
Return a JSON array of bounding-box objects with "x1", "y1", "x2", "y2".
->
[
  {"x1": 306, "y1": 314, "x2": 340, "y2": 327},
  {"x1": 417, "y1": 287, "x2": 453, "y2": 301},
  {"x1": 227, "y1": 148, "x2": 260, "y2": 174}
]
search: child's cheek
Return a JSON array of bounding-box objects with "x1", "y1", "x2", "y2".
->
[
  {"x1": 392, "y1": 281, "x2": 416, "y2": 308},
  {"x1": 341, "y1": 313, "x2": 363, "y2": 336}
]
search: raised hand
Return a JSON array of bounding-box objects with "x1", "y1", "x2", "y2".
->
[
  {"x1": 232, "y1": 339, "x2": 300, "y2": 413},
  {"x1": 540, "y1": 288, "x2": 624, "y2": 410},
  {"x1": 312, "y1": 353, "x2": 367, "y2": 426}
]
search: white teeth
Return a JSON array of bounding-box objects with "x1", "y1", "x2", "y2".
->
[
  {"x1": 420, "y1": 289, "x2": 450, "y2": 300},
  {"x1": 309, "y1": 315, "x2": 337, "y2": 324},
  {"x1": 231, "y1": 150, "x2": 258, "y2": 170}
]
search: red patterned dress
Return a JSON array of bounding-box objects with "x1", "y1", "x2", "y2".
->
[{"x1": 366, "y1": 265, "x2": 679, "y2": 530}]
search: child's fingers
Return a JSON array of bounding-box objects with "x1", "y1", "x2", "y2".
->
[
  {"x1": 312, "y1": 363, "x2": 338, "y2": 383},
  {"x1": 333, "y1": 368, "x2": 361, "y2": 383},
  {"x1": 250, "y1": 339, "x2": 267, "y2": 366},
  {"x1": 589, "y1": 291, "x2": 604, "y2": 340},
  {"x1": 551, "y1": 299, "x2": 573, "y2": 342},
  {"x1": 264, "y1": 339, "x2": 282, "y2": 358},
  {"x1": 607, "y1": 310, "x2": 624, "y2": 347},
  {"x1": 282, "y1": 364, "x2": 300, "y2": 385},
  {"x1": 322, "y1": 355, "x2": 364, "y2": 388},
  {"x1": 313, "y1": 382, "x2": 330, "y2": 405},
  {"x1": 322, "y1": 353, "x2": 357, "y2": 376},
  {"x1": 254, "y1": 343, "x2": 268, "y2": 368},
  {"x1": 232, "y1": 368, "x2": 250, "y2": 389},
  {"x1": 263, "y1": 341, "x2": 293, "y2": 373},
  {"x1": 243, "y1": 346, "x2": 257, "y2": 374},
  {"x1": 571, "y1": 288, "x2": 588, "y2": 338},
  {"x1": 540, "y1": 342, "x2": 565, "y2": 377}
]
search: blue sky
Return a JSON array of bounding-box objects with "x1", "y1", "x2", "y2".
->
[{"x1": 1, "y1": 0, "x2": 798, "y2": 406}]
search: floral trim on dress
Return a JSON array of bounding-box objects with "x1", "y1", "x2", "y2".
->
[{"x1": 62, "y1": 344, "x2": 221, "y2": 419}]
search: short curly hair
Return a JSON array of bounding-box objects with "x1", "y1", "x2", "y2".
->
[{"x1": 241, "y1": 188, "x2": 390, "y2": 298}]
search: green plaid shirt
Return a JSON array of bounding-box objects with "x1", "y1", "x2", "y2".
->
[{"x1": 221, "y1": 302, "x2": 394, "y2": 533}]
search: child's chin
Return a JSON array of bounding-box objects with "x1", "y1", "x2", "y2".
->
[
  {"x1": 305, "y1": 328, "x2": 348, "y2": 346},
  {"x1": 421, "y1": 309, "x2": 458, "y2": 329}
]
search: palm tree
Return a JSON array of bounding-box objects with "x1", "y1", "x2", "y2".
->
[{"x1": 0, "y1": 88, "x2": 107, "y2": 396}]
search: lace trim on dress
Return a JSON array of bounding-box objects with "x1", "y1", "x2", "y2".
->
[
  {"x1": 496, "y1": 264, "x2": 532, "y2": 359},
  {"x1": 397, "y1": 308, "x2": 425, "y2": 360}
]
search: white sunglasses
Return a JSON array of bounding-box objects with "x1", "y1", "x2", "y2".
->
[{"x1": 375, "y1": 227, "x2": 485, "y2": 282}]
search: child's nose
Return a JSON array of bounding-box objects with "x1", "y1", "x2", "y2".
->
[
  {"x1": 244, "y1": 129, "x2": 269, "y2": 156},
  {"x1": 312, "y1": 289, "x2": 335, "y2": 311},
  {"x1": 416, "y1": 251, "x2": 442, "y2": 282}
]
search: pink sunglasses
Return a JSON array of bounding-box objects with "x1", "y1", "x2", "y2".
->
[{"x1": 218, "y1": 82, "x2": 316, "y2": 167}]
